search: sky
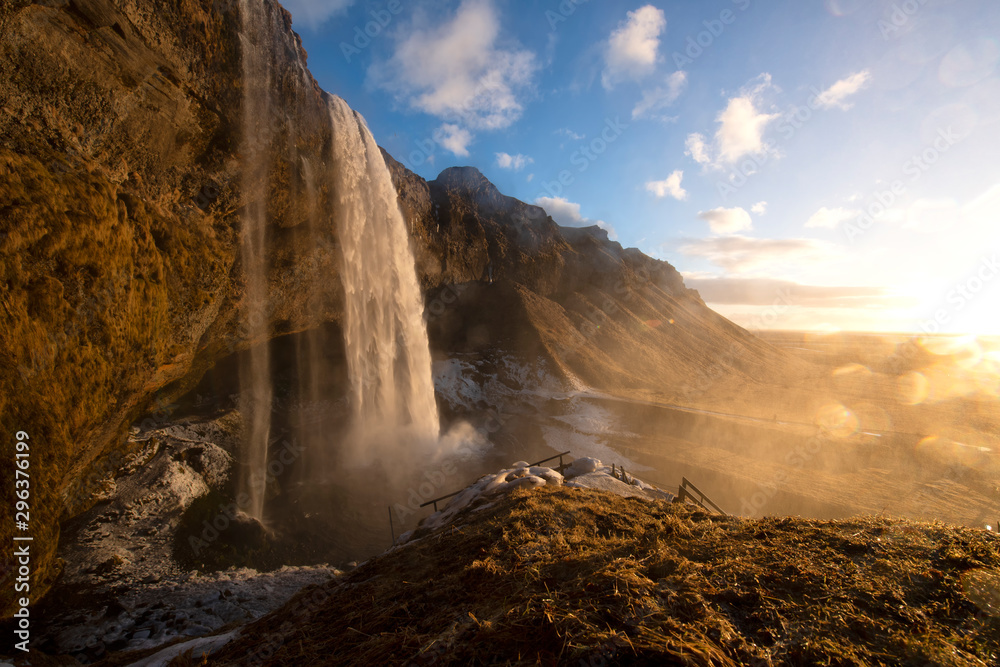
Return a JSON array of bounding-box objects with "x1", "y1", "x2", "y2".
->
[{"x1": 280, "y1": 0, "x2": 1000, "y2": 335}]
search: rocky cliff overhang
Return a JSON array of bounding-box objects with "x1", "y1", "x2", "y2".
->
[{"x1": 0, "y1": 0, "x2": 774, "y2": 615}]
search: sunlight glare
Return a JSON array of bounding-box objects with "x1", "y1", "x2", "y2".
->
[
  {"x1": 897, "y1": 371, "x2": 929, "y2": 405},
  {"x1": 815, "y1": 403, "x2": 859, "y2": 439}
]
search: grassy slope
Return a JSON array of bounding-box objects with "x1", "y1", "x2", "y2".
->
[{"x1": 179, "y1": 487, "x2": 1000, "y2": 666}]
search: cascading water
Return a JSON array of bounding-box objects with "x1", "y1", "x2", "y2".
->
[
  {"x1": 326, "y1": 96, "x2": 441, "y2": 464},
  {"x1": 238, "y1": 0, "x2": 275, "y2": 521},
  {"x1": 235, "y1": 0, "x2": 442, "y2": 531},
  {"x1": 292, "y1": 156, "x2": 334, "y2": 478}
]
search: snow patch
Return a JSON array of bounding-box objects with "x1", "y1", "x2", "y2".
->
[
  {"x1": 564, "y1": 472, "x2": 655, "y2": 499},
  {"x1": 41, "y1": 412, "x2": 340, "y2": 658},
  {"x1": 563, "y1": 456, "x2": 600, "y2": 477},
  {"x1": 433, "y1": 354, "x2": 570, "y2": 412},
  {"x1": 125, "y1": 630, "x2": 240, "y2": 666},
  {"x1": 398, "y1": 458, "x2": 673, "y2": 544}
]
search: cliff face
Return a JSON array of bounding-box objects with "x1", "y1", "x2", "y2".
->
[
  {"x1": 385, "y1": 152, "x2": 691, "y2": 299},
  {"x1": 0, "y1": 0, "x2": 343, "y2": 613},
  {"x1": 384, "y1": 153, "x2": 781, "y2": 395},
  {"x1": 0, "y1": 0, "x2": 778, "y2": 614}
]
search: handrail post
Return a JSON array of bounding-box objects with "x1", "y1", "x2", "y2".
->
[{"x1": 388, "y1": 505, "x2": 396, "y2": 546}]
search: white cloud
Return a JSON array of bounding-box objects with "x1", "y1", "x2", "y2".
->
[
  {"x1": 632, "y1": 71, "x2": 687, "y2": 119},
  {"x1": 680, "y1": 235, "x2": 836, "y2": 273},
  {"x1": 526, "y1": 173, "x2": 534, "y2": 182},
  {"x1": 645, "y1": 170, "x2": 687, "y2": 200},
  {"x1": 495, "y1": 152, "x2": 533, "y2": 170},
  {"x1": 877, "y1": 198, "x2": 961, "y2": 232},
  {"x1": 697, "y1": 207, "x2": 753, "y2": 234},
  {"x1": 715, "y1": 95, "x2": 778, "y2": 164},
  {"x1": 535, "y1": 196, "x2": 582, "y2": 224},
  {"x1": 685, "y1": 277, "x2": 900, "y2": 309},
  {"x1": 685, "y1": 133, "x2": 710, "y2": 164},
  {"x1": 555, "y1": 128, "x2": 585, "y2": 140},
  {"x1": 534, "y1": 196, "x2": 618, "y2": 240},
  {"x1": 684, "y1": 74, "x2": 779, "y2": 167},
  {"x1": 283, "y1": 0, "x2": 356, "y2": 28},
  {"x1": 899, "y1": 198, "x2": 959, "y2": 231},
  {"x1": 433, "y1": 124, "x2": 473, "y2": 157},
  {"x1": 751, "y1": 201, "x2": 768, "y2": 215},
  {"x1": 815, "y1": 70, "x2": 872, "y2": 110},
  {"x1": 368, "y1": 0, "x2": 537, "y2": 130},
  {"x1": 805, "y1": 206, "x2": 860, "y2": 229},
  {"x1": 602, "y1": 5, "x2": 667, "y2": 89}
]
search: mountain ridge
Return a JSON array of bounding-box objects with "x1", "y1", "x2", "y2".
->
[{"x1": 0, "y1": 0, "x2": 783, "y2": 614}]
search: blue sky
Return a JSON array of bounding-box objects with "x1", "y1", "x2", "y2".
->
[{"x1": 282, "y1": 0, "x2": 1000, "y2": 335}]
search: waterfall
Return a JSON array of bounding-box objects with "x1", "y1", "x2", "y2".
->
[
  {"x1": 235, "y1": 0, "x2": 441, "y2": 524},
  {"x1": 238, "y1": 0, "x2": 275, "y2": 521},
  {"x1": 293, "y1": 156, "x2": 332, "y2": 478},
  {"x1": 326, "y1": 96, "x2": 441, "y2": 463}
]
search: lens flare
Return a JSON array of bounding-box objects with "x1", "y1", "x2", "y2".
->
[
  {"x1": 977, "y1": 351, "x2": 1000, "y2": 397},
  {"x1": 815, "y1": 403, "x2": 859, "y2": 439},
  {"x1": 897, "y1": 371, "x2": 929, "y2": 405},
  {"x1": 961, "y1": 569, "x2": 1000, "y2": 618},
  {"x1": 916, "y1": 436, "x2": 993, "y2": 469},
  {"x1": 939, "y1": 38, "x2": 1000, "y2": 88},
  {"x1": 918, "y1": 335, "x2": 982, "y2": 365},
  {"x1": 823, "y1": 0, "x2": 864, "y2": 17},
  {"x1": 832, "y1": 363, "x2": 871, "y2": 378}
]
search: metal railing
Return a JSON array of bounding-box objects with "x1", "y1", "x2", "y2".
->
[
  {"x1": 530, "y1": 450, "x2": 572, "y2": 473},
  {"x1": 414, "y1": 454, "x2": 726, "y2": 519},
  {"x1": 676, "y1": 476, "x2": 727, "y2": 515},
  {"x1": 418, "y1": 451, "x2": 572, "y2": 512}
]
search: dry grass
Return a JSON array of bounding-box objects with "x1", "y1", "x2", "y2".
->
[{"x1": 187, "y1": 487, "x2": 1000, "y2": 666}]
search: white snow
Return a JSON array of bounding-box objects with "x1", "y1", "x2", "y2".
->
[
  {"x1": 564, "y1": 472, "x2": 655, "y2": 499},
  {"x1": 397, "y1": 457, "x2": 674, "y2": 544},
  {"x1": 542, "y1": 398, "x2": 648, "y2": 471},
  {"x1": 433, "y1": 357, "x2": 488, "y2": 408},
  {"x1": 433, "y1": 354, "x2": 648, "y2": 474},
  {"x1": 40, "y1": 413, "x2": 341, "y2": 659},
  {"x1": 563, "y1": 456, "x2": 600, "y2": 477},
  {"x1": 432, "y1": 354, "x2": 570, "y2": 412},
  {"x1": 125, "y1": 630, "x2": 240, "y2": 667}
]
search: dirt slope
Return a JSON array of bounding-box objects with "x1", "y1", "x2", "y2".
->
[{"x1": 184, "y1": 487, "x2": 1000, "y2": 666}]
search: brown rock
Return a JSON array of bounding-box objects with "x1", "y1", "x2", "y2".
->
[{"x1": 0, "y1": 0, "x2": 783, "y2": 615}]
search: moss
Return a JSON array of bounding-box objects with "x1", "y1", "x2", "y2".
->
[
  {"x1": 0, "y1": 149, "x2": 233, "y2": 614},
  {"x1": 203, "y1": 487, "x2": 1000, "y2": 666}
]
